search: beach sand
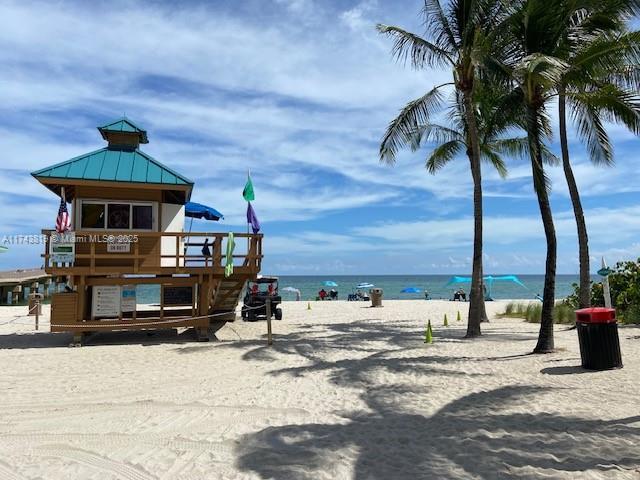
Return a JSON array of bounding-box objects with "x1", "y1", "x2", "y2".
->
[{"x1": 0, "y1": 300, "x2": 638, "y2": 479}]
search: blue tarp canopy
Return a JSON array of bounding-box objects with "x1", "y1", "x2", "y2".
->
[
  {"x1": 185, "y1": 202, "x2": 224, "y2": 221},
  {"x1": 445, "y1": 275, "x2": 527, "y2": 298}
]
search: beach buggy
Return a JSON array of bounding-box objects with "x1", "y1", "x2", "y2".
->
[{"x1": 241, "y1": 276, "x2": 283, "y2": 321}]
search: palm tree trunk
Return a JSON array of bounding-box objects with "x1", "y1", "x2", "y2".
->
[
  {"x1": 558, "y1": 88, "x2": 591, "y2": 308},
  {"x1": 463, "y1": 90, "x2": 484, "y2": 337},
  {"x1": 465, "y1": 153, "x2": 490, "y2": 324},
  {"x1": 528, "y1": 106, "x2": 557, "y2": 353}
]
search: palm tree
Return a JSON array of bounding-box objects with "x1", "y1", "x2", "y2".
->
[
  {"x1": 377, "y1": 0, "x2": 506, "y2": 337},
  {"x1": 501, "y1": 0, "x2": 574, "y2": 353},
  {"x1": 555, "y1": 3, "x2": 640, "y2": 308}
]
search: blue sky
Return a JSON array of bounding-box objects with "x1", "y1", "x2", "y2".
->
[{"x1": 0, "y1": 0, "x2": 639, "y2": 275}]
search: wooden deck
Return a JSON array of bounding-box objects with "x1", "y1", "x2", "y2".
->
[
  {"x1": 42, "y1": 230, "x2": 263, "y2": 340},
  {"x1": 42, "y1": 230, "x2": 262, "y2": 276}
]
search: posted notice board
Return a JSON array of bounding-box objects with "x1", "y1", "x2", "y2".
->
[{"x1": 91, "y1": 285, "x2": 121, "y2": 318}]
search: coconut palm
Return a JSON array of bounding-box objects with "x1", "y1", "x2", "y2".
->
[
  {"x1": 414, "y1": 88, "x2": 556, "y2": 328},
  {"x1": 377, "y1": 0, "x2": 506, "y2": 337},
  {"x1": 555, "y1": 3, "x2": 640, "y2": 308},
  {"x1": 500, "y1": 0, "x2": 575, "y2": 353}
]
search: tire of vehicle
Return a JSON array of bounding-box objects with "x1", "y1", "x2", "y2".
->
[{"x1": 274, "y1": 307, "x2": 283, "y2": 320}]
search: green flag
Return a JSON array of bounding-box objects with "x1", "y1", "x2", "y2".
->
[
  {"x1": 224, "y1": 232, "x2": 235, "y2": 277},
  {"x1": 243, "y1": 175, "x2": 255, "y2": 201}
]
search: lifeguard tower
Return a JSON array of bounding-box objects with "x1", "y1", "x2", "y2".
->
[{"x1": 32, "y1": 118, "x2": 262, "y2": 342}]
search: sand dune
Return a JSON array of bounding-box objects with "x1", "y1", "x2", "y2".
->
[{"x1": 0, "y1": 300, "x2": 638, "y2": 479}]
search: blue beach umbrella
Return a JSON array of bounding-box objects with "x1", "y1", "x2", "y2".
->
[
  {"x1": 185, "y1": 202, "x2": 224, "y2": 221},
  {"x1": 323, "y1": 281, "x2": 338, "y2": 287},
  {"x1": 401, "y1": 287, "x2": 421, "y2": 294}
]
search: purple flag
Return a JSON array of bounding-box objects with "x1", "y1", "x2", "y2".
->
[{"x1": 247, "y1": 202, "x2": 261, "y2": 234}]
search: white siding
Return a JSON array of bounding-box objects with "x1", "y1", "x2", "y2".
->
[{"x1": 161, "y1": 203, "x2": 185, "y2": 267}]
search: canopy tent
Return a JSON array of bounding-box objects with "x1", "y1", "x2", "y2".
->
[
  {"x1": 401, "y1": 287, "x2": 421, "y2": 294},
  {"x1": 445, "y1": 275, "x2": 527, "y2": 299}
]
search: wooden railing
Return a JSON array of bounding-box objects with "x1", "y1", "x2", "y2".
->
[{"x1": 41, "y1": 230, "x2": 263, "y2": 276}]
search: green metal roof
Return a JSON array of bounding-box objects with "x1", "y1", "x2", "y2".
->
[
  {"x1": 98, "y1": 118, "x2": 149, "y2": 144},
  {"x1": 31, "y1": 148, "x2": 193, "y2": 186}
]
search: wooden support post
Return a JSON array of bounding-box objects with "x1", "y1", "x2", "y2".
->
[
  {"x1": 90, "y1": 241, "x2": 95, "y2": 274},
  {"x1": 175, "y1": 236, "x2": 180, "y2": 268},
  {"x1": 77, "y1": 276, "x2": 85, "y2": 323},
  {"x1": 266, "y1": 298, "x2": 273, "y2": 346},
  {"x1": 160, "y1": 285, "x2": 165, "y2": 319},
  {"x1": 35, "y1": 297, "x2": 40, "y2": 331}
]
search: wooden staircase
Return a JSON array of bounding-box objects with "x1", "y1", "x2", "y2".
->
[{"x1": 208, "y1": 277, "x2": 247, "y2": 322}]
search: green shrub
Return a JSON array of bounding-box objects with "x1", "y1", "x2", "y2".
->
[
  {"x1": 620, "y1": 304, "x2": 640, "y2": 325},
  {"x1": 500, "y1": 301, "x2": 575, "y2": 324},
  {"x1": 565, "y1": 258, "x2": 640, "y2": 323},
  {"x1": 525, "y1": 303, "x2": 541, "y2": 322},
  {"x1": 553, "y1": 302, "x2": 576, "y2": 324}
]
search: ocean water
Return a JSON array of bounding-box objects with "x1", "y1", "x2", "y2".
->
[{"x1": 128, "y1": 274, "x2": 588, "y2": 304}]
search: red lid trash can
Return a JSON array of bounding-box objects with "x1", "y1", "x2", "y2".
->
[
  {"x1": 575, "y1": 307, "x2": 616, "y2": 324},
  {"x1": 574, "y1": 307, "x2": 622, "y2": 370}
]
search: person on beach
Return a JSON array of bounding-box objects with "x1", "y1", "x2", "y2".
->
[{"x1": 319, "y1": 289, "x2": 327, "y2": 300}]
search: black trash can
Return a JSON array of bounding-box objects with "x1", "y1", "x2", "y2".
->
[{"x1": 575, "y1": 307, "x2": 622, "y2": 370}]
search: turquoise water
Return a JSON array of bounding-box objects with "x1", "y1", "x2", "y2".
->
[{"x1": 130, "y1": 274, "x2": 588, "y2": 304}]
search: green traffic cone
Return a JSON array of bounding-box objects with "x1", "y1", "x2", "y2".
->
[
  {"x1": 444, "y1": 313, "x2": 449, "y2": 327},
  {"x1": 424, "y1": 320, "x2": 433, "y2": 344},
  {"x1": 457, "y1": 310, "x2": 461, "y2": 322}
]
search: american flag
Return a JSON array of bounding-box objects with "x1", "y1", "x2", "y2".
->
[{"x1": 55, "y1": 188, "x2": 71, "y2": 233}]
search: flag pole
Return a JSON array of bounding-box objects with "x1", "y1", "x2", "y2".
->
[{"x1": 246, "y1": 169, "x2": 250, "y2": 255}]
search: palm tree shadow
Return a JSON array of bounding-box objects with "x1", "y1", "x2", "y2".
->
[{"x1": 236, "y1": 385, "x2": 640, "y2": 479}]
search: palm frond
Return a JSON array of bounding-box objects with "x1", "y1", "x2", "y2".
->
[
  {"x1": 426, "y1": 140, "x2": 463, "y2": 173},
  {"x1": 515, "y1": 53, "x2": 568, "y2": 87},
  {"x1": 489, "y1": 137, "x2": 530, "y2": 161},
  {"x1": 479, "y1": 146, "x2": 508, "y2": 178},
  {"x1": 569, "y1": 97, "x2": 613, "y2": 165},
  {"x1": 571, "y1": 84, "x2": 640, "y2": 133},
  {"x1": 422, "y1": 0, "x2": 457, "y2": 52},
  {"x1": 409, "y1": 123, "x2": 463, "y2": 151},
  {"x1": 570, "y1": 31, "x2": 640, "y2": 82},
  {"x1": 606, "y1": 64, "x2": 640, "y2": 91},
  {"x1": 376, "y1": 24, "x2": 454, "y2": 69},
  {"x1": 379, "y1": 86, "x2": 446, "y2": 165}
]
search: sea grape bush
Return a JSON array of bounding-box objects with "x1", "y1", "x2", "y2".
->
[{"x1": 565, "y1": 258, "x2": 640, "y2": 324}]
